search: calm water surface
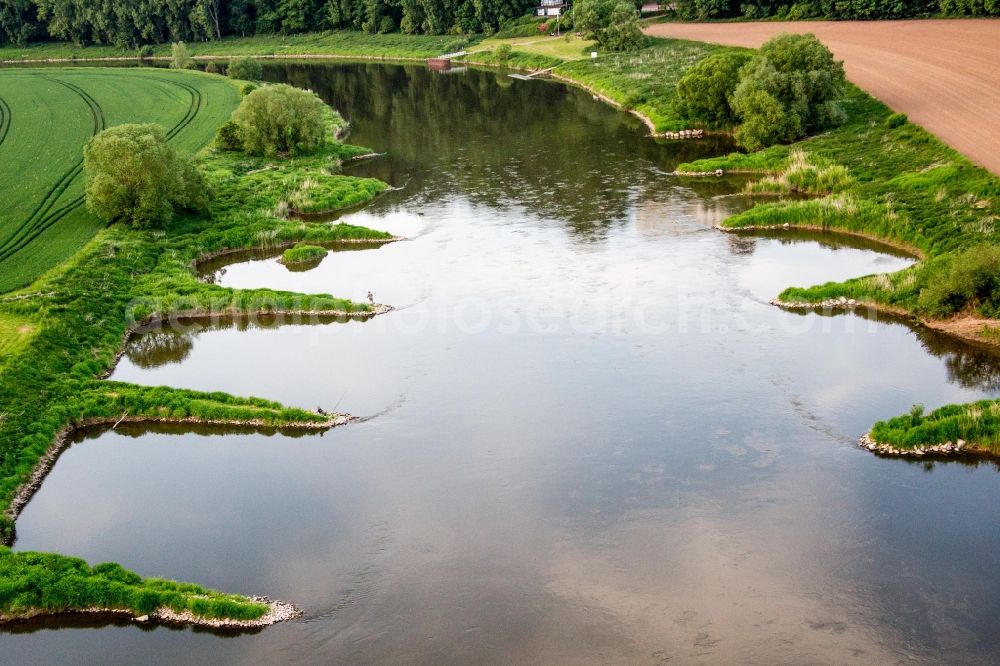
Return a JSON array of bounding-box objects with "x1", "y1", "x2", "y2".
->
[{"x1": 7, "y1": 63, "x2": 1000, "y2": 664}]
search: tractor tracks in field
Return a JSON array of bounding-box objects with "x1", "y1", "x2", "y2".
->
[
  {"x1": 0, "y1": 75, "x2": 104, "y2": 263},
  {"x1": 0, "y1": 95, "x2": 11, "y2": 149}
]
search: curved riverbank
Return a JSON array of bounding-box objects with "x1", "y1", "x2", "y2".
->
[
  {"x1": 770, "y1": 294, "x2": 1000, "y2": 350},
  {"x1": 192, "y1": 236, "x2": 401, "y2": 273},
  {"x1": 3, "y1": 399, "x2": 356, "y2": 536},
  {"x1": 716, "y1": 223, "x2": 926, "y2": 260}
]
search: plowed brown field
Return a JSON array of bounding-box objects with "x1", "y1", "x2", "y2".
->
[{"x1": 645, "y1": 19, "x2": 1000, "y2": 174}]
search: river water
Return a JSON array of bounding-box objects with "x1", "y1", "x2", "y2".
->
[{"x1": 7, "y1": 63, "x2": 1000, "y2": 664}]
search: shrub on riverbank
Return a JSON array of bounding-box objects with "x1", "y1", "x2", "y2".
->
[
  {"x1": 84, "y1": 124, "x2": 209, "y2": 229},
  {"x1": 233, "y1": 84, "x2": 327, "y2": 156},
  {"x1": 214, "y1": 120, "x2": 243, "y2": 151},
  {"x1": 917, "y1": 246, "x2": 1000, "y2": 318},
  {"x1": 494, "y1": 43, "x2": 512, "y2": 63},
  {"x1": 170, "y1": 41, "x2": 192, "y2": 69},
  {"x1": 0, "y1": 547, "x2": 268, "y2": 621},
  {"x1": 676, "y1": 51, "x2": 750, "y2": 126},
  {"x1": 228, "y1": 56, "x2": 262, "y2": 80},
  {"x1": 734, "y1": 34, "x2": 846, "y2": 149}
]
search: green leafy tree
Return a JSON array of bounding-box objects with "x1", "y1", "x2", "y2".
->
[
  {"x1": 232, "y1": 83, "x2": 329, "y2": 156},
  {"x1": 84, "y1": 124, "x2": 209, "y2": 229},
  {"x1": 601, "y1": 1, "x2": 644, "y2": 51},
  {"x1": 0, "y1": 0, "x2": 38, "y2": 46},
  {"x1": 676, "y1": 51, "x2": 751, "y2": 125},
  {"x1": 730, "y1": 33, "x2": 846, "y2": 149},
  {"x1": 574, "y1": 0, "x2": 645, "y2": 51},
  {"x1": 227, "y1": 55, "x2": 263, "y2": 79},
  {"x1": 731, "y1": 88, "x2": 794, "y2": 150},
  {"x1": 190, "y1": 0, "x2": 223, "y2": 39},
  {"x1": 675, "y1": 0, "x2": 734, "y2": 19},
  {"x1": 572, "y1": 0, "x2": 604, "y2": 38}
]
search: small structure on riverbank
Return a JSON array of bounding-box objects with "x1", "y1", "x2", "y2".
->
[
  {"x1": 537, "y1": 0, "x2": 569, "y2": 17},
  {"x1": 427, "y1": 50, "x2": 467, "y2": 71}
]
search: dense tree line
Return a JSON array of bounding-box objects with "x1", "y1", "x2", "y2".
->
[
  {"x1": 3, "y1": 0, "x2": 997, "y2": 47},
  {"x1": 0, "y1": 0, "x2": 536, "y2": 47},
  {"x1": 676, "y1": 0, "x2": 999, "y2": 20}
]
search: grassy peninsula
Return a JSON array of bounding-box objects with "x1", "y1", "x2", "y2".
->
[
  {"x1": 0, "y1": 547, "x2": 282, "y2": 627},
  {"x1": 0, "y1": 67, "x2": 392, "y2": 625}
]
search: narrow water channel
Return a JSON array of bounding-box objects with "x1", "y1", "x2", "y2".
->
[{"x1": 7, "y1": 63, "x2": 1000, "y2": 664}]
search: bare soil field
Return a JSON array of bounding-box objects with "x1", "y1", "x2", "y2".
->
[{"x1": 645, "y1": 19, "x2": 1000, "y2": 175}]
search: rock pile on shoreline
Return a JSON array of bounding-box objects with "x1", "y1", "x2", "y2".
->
[
  {"x1": 151, "y1": 597, "x2": 302, "y2": 628},
  {"x1": 771, "y1": 296, "x2": 859, "y2": 309},
  {"x1": 859, "y1": 433, "x2": 967, "y2": 457},
  {"x1": 675, "y1": 168, "x2": 725, "y2": 177},
  {"x1": 660, "y1": 129, "x2": 704, "y2": 139}
]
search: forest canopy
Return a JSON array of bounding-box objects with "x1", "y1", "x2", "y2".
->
[
  {"x1": 3, "y1": 0, "x2": 997, "y2": 48},
  {"x1": 0, "y1": 0, "x2": 536, "y2": 46}
]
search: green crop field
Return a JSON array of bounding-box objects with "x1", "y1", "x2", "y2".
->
[{"x1": 0, "y1": 67, "x2": 241, "y2": 293}]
